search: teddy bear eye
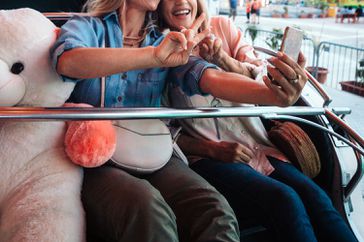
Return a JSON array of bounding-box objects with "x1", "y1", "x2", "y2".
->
[{"x1": 11, "y1": 62, "x2": 25, "y2": 75}]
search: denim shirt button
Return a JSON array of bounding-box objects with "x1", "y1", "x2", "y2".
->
[
  {"x1": 137, "y1": 73, "x2": 142, "y2": 80},
  {"x1": 117, "y1": 96, "x2": 123, "y2": 102},
  {"x1": 122, "y1": 73, "x2": 127, "y2": 79}
]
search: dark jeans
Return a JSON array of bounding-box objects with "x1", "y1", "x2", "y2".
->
[
  {"x1": 82, "y1": 157, "x2": 240, "y2": 242},
  {"x1": 191, "y1": 157, "x2": 358, "y2": 242}
]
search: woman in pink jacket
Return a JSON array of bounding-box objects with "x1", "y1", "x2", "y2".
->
[{"x1": 159, "y1": 0, "x2": 358, "y2": 241}]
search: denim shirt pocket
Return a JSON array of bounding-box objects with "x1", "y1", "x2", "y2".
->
[{"x1": 136, "y1": 69, "x2": 168, "y2": 107}]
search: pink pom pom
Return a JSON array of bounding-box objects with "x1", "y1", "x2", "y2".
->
[{"x1": 65, "y1": 120, "x2": 116, "y2": 168}]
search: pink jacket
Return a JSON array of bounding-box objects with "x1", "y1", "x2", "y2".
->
[{"x1": 171, "y1": 16, "x2": 289, "y2": 175}]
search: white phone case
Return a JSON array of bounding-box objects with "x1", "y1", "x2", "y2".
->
[{"x1": 280, "y1": 27, "x2": 304, "y2": 62}]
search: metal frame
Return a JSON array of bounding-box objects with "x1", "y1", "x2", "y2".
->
[{"x1": 2, "y1": 105, "x2": 362, "y2": 199}]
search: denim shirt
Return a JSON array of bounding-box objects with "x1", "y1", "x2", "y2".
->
[{"x1": 51, "y1": 11, "x2": 216, "y2": 107}]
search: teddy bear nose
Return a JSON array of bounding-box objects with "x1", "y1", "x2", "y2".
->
[{"x1": 11, "y1": 62, "x2": 24, "y2": 74}]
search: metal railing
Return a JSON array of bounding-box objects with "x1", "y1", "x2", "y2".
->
[
  {"x1": 0, "y1": 106, "x2": 350, "y2": 121},
  {"x1": 243, "y1": 27, "x2": 364, "y2": 89},
  {"x1": 0, "y1": 106, "x2": 363, "y2": 199},
  {"x1": 315, "y1": 42, "x2": 364, "y2": 89}
]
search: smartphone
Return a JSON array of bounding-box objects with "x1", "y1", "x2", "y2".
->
[
  {"x1": 254, "y1": 27, "x2": 304, "y2": 62},
  {"x1": 280, "y1": 26, "x2": 304, "y2": 62}
]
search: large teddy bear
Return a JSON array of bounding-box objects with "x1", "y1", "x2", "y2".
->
[{"x1": 0, "y1": 8, "x2": 115, "y2": 241}]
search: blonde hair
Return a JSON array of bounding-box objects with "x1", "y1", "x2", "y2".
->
[
  {"x1": 83, "y1": 0, "x2": 123, "y2": 16},
  {"x1": 197, "y1": 0, "x2": 210, "y2": 31},
  {"x1": 83, "y1": 0, "x2": 157, "y2": 31}
]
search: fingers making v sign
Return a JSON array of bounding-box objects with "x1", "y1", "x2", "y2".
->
[{"x1": 153, "y1": 13, "x2": 210, "y2": 68}]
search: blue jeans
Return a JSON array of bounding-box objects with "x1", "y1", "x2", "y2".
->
[{"x1": 191, "y1": 157, "x2": 358, "y2": 242}]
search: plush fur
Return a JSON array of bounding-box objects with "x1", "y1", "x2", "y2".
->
[
  {"x1": 63, "y1": 103, "x2": 116, "y2": 168},
  {"x1": 0, "y1": 8, "x2": 85, "y2": 241}
]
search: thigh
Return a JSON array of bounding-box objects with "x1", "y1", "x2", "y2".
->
[
  {"x1": 146, "y1": 157, "x2": 240, "y2": 242},
  {"x1": 268, "y1": 158, "x2": 358, "y2": 242},
  {"x1": 82, "y1": 166, "x2": 177, "y2": 242},
  {"x1": 82, "y1": 166, "x2": 160, "y2": 215},
  {"x1": 191, "y1": 159, "x2": 320, "y2": 242},
  {"x1": 268, "y1": 157, "x2": 336, "y2": 214},
  {"x1": 268, "y1": 157, "x2": 326, "y2": 198},
  {"x1": 146, "y1": 156, "x2": 214, "y2": 194},
  {"x1": 190, "y1": 159, "x2": 301, "y2": 224}
]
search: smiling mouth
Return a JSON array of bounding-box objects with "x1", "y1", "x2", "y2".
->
[{"x1": 173, "y1": 9, "x2": 191, "y2": 16}]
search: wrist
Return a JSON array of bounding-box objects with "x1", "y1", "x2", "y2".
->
[
  {"x1": 152, "y1": 46, "x2": 165, "y2": 67},
  {"x1": 213, "y1": 52, "x2": 228, "y2": 68},
  {"x1": 205, "y1": 140, "x2": 218, "y2": 158}
]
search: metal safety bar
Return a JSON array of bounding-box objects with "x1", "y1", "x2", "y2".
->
[
  {"x1": 305, "y1": 70, "x2": 332, "y2": 107},
  {"x1": 325, "y1": 109, "x2": 364, "y2": 200},
  {"x1": 1, "y1": 106, "x2": 363, "y2": 198},
  {"x1": 0, "y1": 106, "x2": 351, "y2": 121},
  {"x1": 261, "y1": 113, "x2": 364, "y2": 156}
]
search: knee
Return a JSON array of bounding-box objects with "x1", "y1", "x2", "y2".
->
[
  {"x1": 184, "y1": 184, "x2": 239, "y2": 231},
  {"x1": 82, "y1": 168, "x2": 176, "y2": 225},
  {"x1": 205, "y1": 186, "x2": 236, "y2": 218},
  {"x1": 115, "y1": 181, "x2": 178, "y2": 241},
  {"x1": 125, "y1": 180, "x2": 175, "y2": 219},
  {"x1": 291, "y1": 179, "x2": 332, "y2": 205},
  {"x1": 272, "y1": 184, "x2": 304, "y2": 209}
]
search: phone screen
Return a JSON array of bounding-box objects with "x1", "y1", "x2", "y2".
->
[{"x1": 280, "y1": 27, "x2": 304, "y2": 62}]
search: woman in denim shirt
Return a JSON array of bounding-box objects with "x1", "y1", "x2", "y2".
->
[
  {"x1": 52, "y1": 0, "x2": 240, "y2": 241},
  {"x1": 53, "y1": 0, "x2": 306, "y2": 241}
]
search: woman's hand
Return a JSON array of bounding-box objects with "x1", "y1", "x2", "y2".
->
[
  {"x1": 263, "y1": 52, "x2": 307, "y2": 106},
  {"x1": 153, "y1": 14, "x2": 210, "y2": 67},
  {"x1": 199, "y1": 36, "x2": 254, "y2": 77},
  {"x1": 177, "y1": 134, "x2": 252, "y2": 164},
  {"x1": 199, "y1": 35, "x2": 225, "y2": 64},
  {"x1": 211, "y1": 141, "x2": 254, "y2": 164}
]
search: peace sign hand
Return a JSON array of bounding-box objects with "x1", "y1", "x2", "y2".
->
[
  {"x1": 180, "y1": 13, "x2": 210, "y2": 51},
  {"x1": 153, "y1": 13, "x2": 210, "y2": 67}
]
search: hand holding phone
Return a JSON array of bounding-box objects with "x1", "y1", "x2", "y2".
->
[{"x1": 253, "y1": 27, "x2": 308, "y2": 106}]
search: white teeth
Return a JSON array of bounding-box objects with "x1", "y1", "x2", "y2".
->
[{"x1": 173, "y1": 9, "x2": 190, "y2": 16}]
